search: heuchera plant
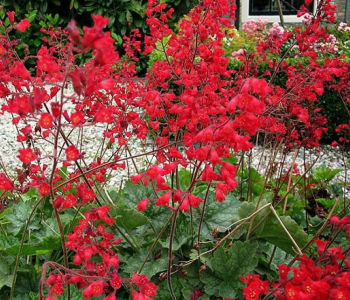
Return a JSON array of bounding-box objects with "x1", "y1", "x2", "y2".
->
[
  {"x1": 0, "y1": 0, "x2": 349, "y2": 299},
  {"x1": 241, "y1": 215, "x2": 350, "y2": 300}
]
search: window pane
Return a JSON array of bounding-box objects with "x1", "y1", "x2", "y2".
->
[{"x1": 250, "y1": 0, "x2": 306, "y2": 15}]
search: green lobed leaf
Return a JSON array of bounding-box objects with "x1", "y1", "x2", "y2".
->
[
  {"x1": 3, "y1": 236, "x2": 61, "y2": 256},
  {"x1": 211, "y1": 241, "x2": 259, "y2": 282},
  {"x1": 194, "y1": 191, "x2": 241, "y2": 240},
  {"x1": 178, "y1": 264, "x2": 210, "y2": 299},
  {"x1": 4, "y1": 202, "x2": 35, "y2": 236},
  {"x1": 201, "y1": 241, "x2": 258, "y2": 298},
  {"x1": 311, "y1": 165, "x2": 343, "y2": 182},
  {"x1": 201, "y1": 270, "x2": 237, "y2": 299},
  {"x1": 122, "y1": 248, "x2": 168, "y2": 278},
  {"x1": 238, "y1": 202, "x2": 309, "y2": 255},
  {"x1": 158, "y1": 235, "x2": 192, "y2": 251},
  {"x1": 0, "y1": 254, "x2": 15, "y2": 289},
  {"x1": 13, "y1": 265, "x2": 41, "y2": 296},
  {"x1": 155, "y1": 275, "x2": 182, "y2": 300},
  {"x1": 109, "y1": 207, "x2": 150, "y2": 231}
]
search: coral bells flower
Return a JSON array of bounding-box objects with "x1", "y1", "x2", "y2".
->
[
  {"x1": 50, "y1": 283, "x2": 64, "y2": 296},
  {"x1": 15, "y1": 18, "x2": 30, "y2": 32},
  {"x1": 0, "y1": 173, "x2": 13, "y2": 191},
  {"x1": 65, "y1": 145, "x2": 80, "y2": 161},
  {"x1": 17, "y1": 148, "x2": 37, "y2": 164},
  {"x1": 241, "y1": 274, "x2": 269, "y2": 300},
  {"x1": 137, "y1": 198, "x2": 150, "y2": 211},
  {"x1": 10, "y1": 62, "x2": 31, "y2": 80},
  {"x1": 38, "y1": 182, "x2": 50, "y2": 197},
  {"x1": 39, "y1": 113, "x2": 54, "y2": 129},
  {"x1": 62, "y1": 193, "x2": 77, "y2": 209},
  {"x1": 140, "y1": 282, "x2": 158, "y2": 297},
  {"x1": 103, "y1": 293, "x2": 116, "y2": 300},
  {"x1": 7, "y1": 11, "x2": 15, "y2": 25},
  {"x1": 82, "y1": 281, "x2": 104, "y2": 298},
  {"x1": 71, "y1": 111, "x2": 85, "y2": 127},
  {"x1": 132, "y1": 290, "x2": 153, "y2": 300},
  {"x1": 110, "y1": 272, "x2": 123, "y2": 289},
  {"x1": 76, "y1": 183, "x2": 96, "y2": 203}
]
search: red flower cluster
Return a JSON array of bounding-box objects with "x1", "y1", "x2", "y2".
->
[
  {"x1": 41, "y1": 206, "x2": 157, "y2": 300},
  {"x1": 241, "y1": 216, "x2": 350, "y2": 300}
]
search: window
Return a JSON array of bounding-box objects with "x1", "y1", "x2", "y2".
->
[
  {"x1": 241, "y1": 0, "x2": 315, "y2": 23},
  {"x1": 250, "y1": 0, "x2": 306, "y2": 16}
]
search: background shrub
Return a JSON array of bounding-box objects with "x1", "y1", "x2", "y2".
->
[{"x1": 0, "y1": 0, "x2": 199, "y2": 74}]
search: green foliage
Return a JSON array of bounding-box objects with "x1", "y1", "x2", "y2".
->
[
  {"x1": 0, "y1": 188, "x2": 80, "y2": 298},
  {"x1": 1, "y1": 161, "x2": 349, "y2": 299},
  {"x1": 317, "y1": 89, "x2": 350, "y2": 142},
  {"x1": 238, "y1": 201, "x2": 309, "y2": 255},
  {"x1": 147, "y1": 35, "x2": 171, "y2": 71},
  {"x1": 110, "y1": 206, "x2": 151, "y2": 231},
  {"x1": 201, "y1": 241, "x2": 259, "y2": 299},
  {"x1": 0, "y1": 0, "x2": 198, "y2": 74},
  {"x1": 193, "y1": 190, "x2": 241, "y2": 240}
]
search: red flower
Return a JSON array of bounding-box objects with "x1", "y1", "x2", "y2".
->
[
  {"x1": 17, "y1": 148, "x2": 37, "y2": 164},
  {"x1": 62, "y1": 194, "x2": 77, "y2": 209},
  {"x1": 330, "y1": 288, "x2": 350, "y2": 300},
  {"x1": 0, "y1": 173, "x2": 13, "y2": 191},
  {"x1": 7, "y1": 11, "x2": 15, "y2": 25},
  {"x1": 15, "y1": 18, "x2": 30, "y2": 32},
  {"x1": 53, "y1": 196, "x2": 64, "y2": 210},
  {"x1": 11, "y1": 62, "x2": 31, "y2": 80},
  {"x1": 50, "y1": 283, "x2": 64, "y2": 296},
  {"x1": 103, "y1": 293, "x2": 116, "y2": 300},
  {"x1": 241, "y1": 274, "x2": 270, "y2": 300},
  {"x1": 132, "y1": 273, "x2": 150, "y2": 287},
  {"x1": 38, "y1": 182, "x2": 50, "y2": 197},
  {"x1": 65, "y1": 145, "x2": 80, "y2": 161},
  {"x1": 188, "y1": 194, "x2": 202, "y2": 208},
  {"x1": 202, "y1": 165, "x2": 220, "y2": 182},
  {"x1": 132, "y1": 290, "x2": 153, "y2": 300},
  {"x1": 140, "y1": 282, "x2": 158, "y2": 297},
  {"x1": 194, "y1": 127, "x2": 215, "y2": 144},
  {"x1": 37, "y1": 47, "x2": 60, "y2": 75},
  {"x1": 96, "y1": 206, "x2": 114, "y2": 225},
  {"x1": 77, "y1": 183, "x2": 96, "y2": 203},
  {"x1": 110, "y1": 272, "x2": 122, "y2": 290},
  {"x1": 71, "y1": 111, "x2": 85, "y2": 127},
  {"x1": 82, "y1": 281, "x2": 104, "y2": 298},
  {"x1": 284, "y1": 282, "x2": 302, "y2": 300},
  {"x1": 137, "y1": 198, "x2": 150, "y2": 211},
  {"x1": 179, "y1": 196, "x2": 190, "y2": 212},
  {"x1": 314, "y1": 239, "x2": 330, "y2": 256},
  {"x1": 92, "y1": 15, "x2": 110, "y2": 28},
  {"x1": 155, "y1": 192, "x2": 171, "y2": 206},
  {"x1": 39, "y1": 113, "x2": 54, "y2": 129},
  {"x1": 94, "y1": 107, "x2": 114, "y2": 123}
]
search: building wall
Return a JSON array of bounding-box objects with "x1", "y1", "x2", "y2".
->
[{"x1": 336, "y1": 0, "x2": 346, "y2": 22}]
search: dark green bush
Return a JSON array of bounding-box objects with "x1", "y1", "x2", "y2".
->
[{"x1": 0, "y1": 0, "x2": 199, "y2": 74}]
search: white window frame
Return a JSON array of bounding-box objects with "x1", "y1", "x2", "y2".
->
[{"x1": 241, "y1": 0, "x2": 317, "y2": 23}]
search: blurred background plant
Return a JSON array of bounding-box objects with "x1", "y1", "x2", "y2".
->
[{"x1": 0, "y1": 0, "x2": 199, "y2": 74}]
